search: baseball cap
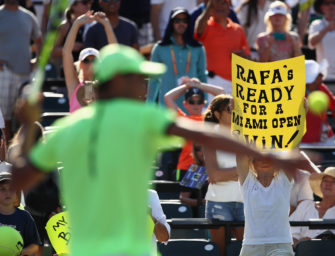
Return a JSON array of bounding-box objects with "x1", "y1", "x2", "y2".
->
[
  {"x1": 184, "y1": 88, "x2": 205, "y2": 101},
  {"x1": 0, "y1": 172, "x2": 11, "y2": 183},
  {"x1": 93, "y1": 44, "x2": 166, "y2": 84},
  {"x1": 79, "y1": 48, "x2": 100, "y2": 62},
  {"x1": 305, "y1": 59, "x2": 328, "y2": 84},
  {"x1": 266, "y1": 1, "x2": 288, "y2": 16},
  {"x1": 171, "y1": 7, "x2": 189, "y2": 19}
]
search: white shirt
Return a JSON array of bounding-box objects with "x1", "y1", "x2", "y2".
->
[
  {"x1": 0, "y1": 109, "x2": 4, "y2": 129},
  {"x1": 148, "y1": 189, "x2": 170, "y2": 256},
  {"x1": 290, "y1": 200, "x2": 335, "y2": 240},
  {"x1": 242, "y1": 171, "x2": 293, "y2": 244},
  {"x1": 151, "y1": 0, "x2": 198, "y2": 38},
  {"x1": 290, "y1": 170, "x2": 314, "y2": 208},
  {"x1": 308, "y1": 18, "x2": 335, "y2": 80},
  {"x1": 205, "y1": 151, "x2": 243, "y2": 202},
  {"x1": 205, "y1": 125, "x2": 243, "y2": 202}
]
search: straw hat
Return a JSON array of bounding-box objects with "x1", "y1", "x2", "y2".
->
[{"x1": 309, "y1": 167, "x2": 335, "y2": 198}]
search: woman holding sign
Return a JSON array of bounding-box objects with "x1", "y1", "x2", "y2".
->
[{"x1": 256, "y1": 1, "x2": 301, "y2": 62}]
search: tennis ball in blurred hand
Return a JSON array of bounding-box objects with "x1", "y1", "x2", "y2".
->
[
  {"x1": 308, "y1": 91, "x2": 329, "y2": 115},
  {"x1": 0, "y1": 226, "x2": 23, "y2": 256}
]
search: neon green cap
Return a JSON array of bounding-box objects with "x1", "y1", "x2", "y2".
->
[{"x1": 93, "y1": 44, "x2": 166, "y2": 84}]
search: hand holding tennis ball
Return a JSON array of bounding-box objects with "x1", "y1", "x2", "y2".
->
[
  {"x1": 308, "y1": 91, "x2": 329, "y2": 115},
  {"x1": 0, "y1": 226, "x2": 23, "y2": 256}
]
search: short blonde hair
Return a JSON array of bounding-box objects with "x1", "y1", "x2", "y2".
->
[{"x1": 264, "y1": 1, "x2": 292, "y2": 32}]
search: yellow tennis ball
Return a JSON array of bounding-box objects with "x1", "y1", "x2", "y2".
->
[
  {"x1": 308, "y1": 91, "x2": 329, "y2": 115},
  {"x1": 0, "y1": 226, "x2": 24, "y2": 256}
]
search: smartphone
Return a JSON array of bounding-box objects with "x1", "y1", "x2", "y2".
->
[
  {"x1": 272, "y1": 32, "x2": 286, "y2": 41},
  {"x1": 84, "y1": 81, "x2": 94, "y2": 103}
]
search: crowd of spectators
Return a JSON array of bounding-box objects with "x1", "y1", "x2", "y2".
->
[{"x1": 0, "y1": 0, "x2": 335, "y2": 255}]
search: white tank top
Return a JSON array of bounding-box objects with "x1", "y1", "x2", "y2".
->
[
  {"x1": 242, "y1": 171, "x2": 293, "y2": 245},
  {"x1": 205, "y1": 150, "x2": 243, "y2": 202}
]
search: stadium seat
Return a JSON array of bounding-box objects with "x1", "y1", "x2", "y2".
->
[
  {"x1": 295, "y1": 239, "x2": 335, "y2": 256},
  {"x1": 41, "y1": 112, "x2": 69, "y2": 127},
  {"x1": 42, "y1": 92, "x2": 69, "y2": 112},
  {"x1": 161, "y1": 202, "x2": 193, "y2": 219},
  {"x1": 45, "y1": 63, "x2": 58, "y2": 79},
  {"x1": 170, "y1": 228, "x2": 209, "y2": 240},
  {"x1": 226, "y1": 240, "x2": 242, "y2": 256},
  {"x1": 158, "y1": 239, "x2": 220, "y2": 256}
]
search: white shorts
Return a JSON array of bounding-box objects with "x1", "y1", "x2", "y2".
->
[
  {"x1": 0, "y1": 65, "x2": 29, "y2": 120},
  {"x1": 240, "y1": 243, "x2": 294, "y2": 256}
]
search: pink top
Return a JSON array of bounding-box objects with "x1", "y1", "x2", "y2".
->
[{"x1": 69, "y1": 83, "x2": 83, "y2": 113}]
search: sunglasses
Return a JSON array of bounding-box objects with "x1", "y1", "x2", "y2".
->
[
  {"x1": 173, "y1": 18, "x2": 188, "y2": 24},
  {"x1": 188, "y1": 99, "x2": 204, "y2": 105},
  {"x1": 82, "y1": 58, "x2": 95, "y2": 64},
  {"x1": 225, "y1": 106, "x2": 232, "y2": 114}
]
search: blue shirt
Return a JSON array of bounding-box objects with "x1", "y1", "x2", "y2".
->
[
  {"x1": 0, "y1": 208, "x2": 42, "y2": 246},
  {"x1": 147, "y1": 37, "x2": 207, "y2": 111},
  {"x1": 83, "y1": 17, "x2": 138, "y2": 49}
]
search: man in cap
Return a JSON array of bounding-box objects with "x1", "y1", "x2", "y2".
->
[{"x1": 11, "y1": 44, "x2": 313, "y2": 256}]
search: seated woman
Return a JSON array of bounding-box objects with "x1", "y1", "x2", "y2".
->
[{"x1": 290, "y1": 167, "x2": 335, "y2": 248}]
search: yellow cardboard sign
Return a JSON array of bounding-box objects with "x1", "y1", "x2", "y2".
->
[
  {"x1": 231, "y1": 54, "x2": 306, "y2": 150},
  {"x1": 45, "y1": 212, "x2": 70, "y2": 255}
]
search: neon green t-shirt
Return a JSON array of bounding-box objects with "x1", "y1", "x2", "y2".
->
[{"x1": 30, "y1": 99, "x2": 177, "y2": 256}]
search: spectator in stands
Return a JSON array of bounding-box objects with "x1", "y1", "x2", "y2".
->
[
  {"x1": 236, "y1": 0, "x2": 271, "y2": 60},
  {"x1": 52, "y1": 0, "x2": 92, "y2": 66},
  {"x1": 148, "y1": 7, "x2": 207, "y2": 111},
  {"x1": 256, "y1": 1, "x2": 302, "y2": 62},
  {"x1": 236, "y1": 152, "x2": 314, "y2": 256},
  {"x1": 164, "y1": 79, "x2": 224, "y2": 181},
  {"x1": 0, "y1": 172, "x2": 42, "y2": 255},
  {"x1": 203, "y1": 94, "x2": 244, "y2": 256},
  {"x1": 308, "y1": 0, "x2": 335, "y2": 81},
  {"x1": 290, "y1": 169, "x2": 314, "y2": 215},
  {"x1": 195, "y1": 0, "x2": 250, "y2": 99},
  {"x1": 7, "y1": 121, "x2": 60, "y2": 256},
  {"x1": 11, "y1": 44, "x2": 314, "y2": 256},
  {"x1": 0, "y1": 0, "x2": 36, "y2": 13},
  {"x1": 63, "y1": 11, "x2": 116, "y2": 113},
  {"x1": 179, "y1": 143, "x2": 208, "y2": 217},
  {"x1": 189, "y1": 0, "x2": 240, "y2": 36},
  {"x1": 0, "y1": 109, "x2": 7, "y2": 161},
  {"x1": 290, "y1": 167, "x2": 335, "y2": 248},
  {"x1": 119, "y1": 0, "x2": 152, "y2": 46},
  {"x1": 148, "y1": 189, "x2": 170, "y2": 256},
  {"x1": 0, "y1": 0, "x2": 41, "y2": 142},
  {"x1": 150, "y1": 0, "x2": 198, "y2": 41},
  {"x1": 84, "y1": 0, "x2": 138, "y2": 50},
  {"x1": 301, "y1": 60, "x2": 335, "y2": 145}
]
